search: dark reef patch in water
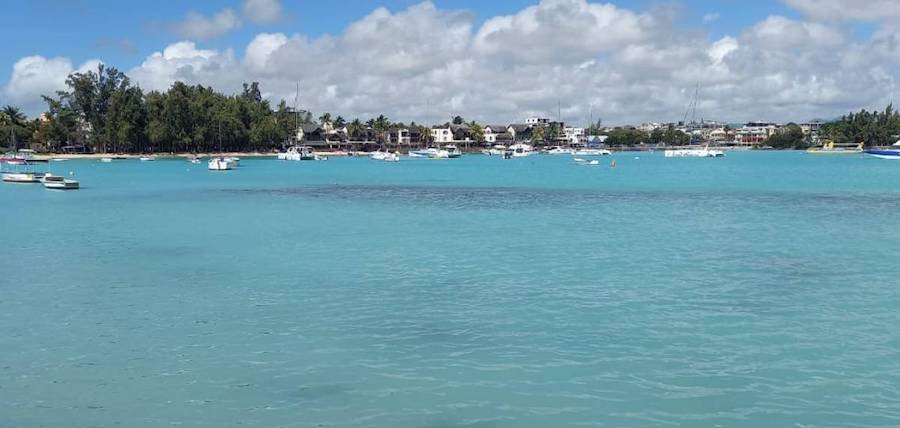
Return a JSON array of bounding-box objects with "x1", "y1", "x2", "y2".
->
[{"x1": 221, "y1": 184, "x2": 900, "y2": 212}]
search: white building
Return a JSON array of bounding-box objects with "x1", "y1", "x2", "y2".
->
[
  {"x1": 483, "y1": 125, "x2": 507, "y2": 143},
  {"x1": 563, "y1": 127, "x2": 585, "y2": 145},
  {"x1": 431, "y1": 125, "x2": 453, "y2": 144}
]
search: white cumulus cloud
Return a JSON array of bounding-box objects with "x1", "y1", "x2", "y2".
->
[
  {"x1": 6, "y1": 0, "x2": 900, "y2": 124},
  {"x1": 243, "y1": 0, "x2": 284, "y2": 24},
  {"x1": 168, "y1": 8, "x2": 241, "y2": 40},
  {"x1": 2, "y1": 56, "x2": 102, "y2": 113},
  {"x1": 784, "y1": 0, "x2": 900, "y2": 21}
]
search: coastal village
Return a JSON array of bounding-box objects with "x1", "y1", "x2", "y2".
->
[{"x1": 284, "y1": 116, "x2": 828, "y2": 153}]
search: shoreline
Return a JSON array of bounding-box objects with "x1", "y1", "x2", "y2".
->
[{"x1": 31, "y1": 145, "x2": 767, "y2": 160}]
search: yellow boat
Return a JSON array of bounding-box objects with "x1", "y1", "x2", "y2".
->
[{"x1": 806, "y1": 141, "x2": 863, "y2": 154}]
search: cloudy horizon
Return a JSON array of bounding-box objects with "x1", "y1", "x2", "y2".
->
[{"x1": 3, "y1": 0, "x2": 900, "y2": 126}]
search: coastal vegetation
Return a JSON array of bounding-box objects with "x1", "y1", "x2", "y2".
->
[
  {"x1": 821, "y1": 105, "x2": 900, "y2": 147},
  {"x1": 763, "y1": 123, "x2": 807, "y2": 149}
]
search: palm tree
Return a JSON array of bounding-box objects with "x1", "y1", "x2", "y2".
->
[
  {"x1": 3, "y1": 105, "x2": 25, "y2": 126},
  {"x1": 334, "y1": 116, "x2": 346, "y2": 128},
  {"x1": 373, "y1": 115, "x2": 390, "y2": 144},
  {"x1": 318, "y1": 112, "x2": 332, "y2": 127},
  {"x1": 348, "y1": 118, "x2": 363, "y2": 140}
]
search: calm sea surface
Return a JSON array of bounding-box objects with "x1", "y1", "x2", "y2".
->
[{"x1": 2, "y1": 152, "x2": 900, "y2": 427}]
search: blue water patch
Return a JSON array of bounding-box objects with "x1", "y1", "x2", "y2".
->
[{"x1": 2, "y1": 152, "x2": 900, "y2": 427}]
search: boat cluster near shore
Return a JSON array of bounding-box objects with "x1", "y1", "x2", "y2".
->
[{"x1": 4, "y1": 139, "x2": 899, "y2": 191}]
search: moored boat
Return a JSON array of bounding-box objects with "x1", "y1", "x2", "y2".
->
[
  {"x1": 864, "y1": 140, "x2": 900, "y2": 159},
  {"x1": 573, "y1": 148, "x2": 611, "y2": 156},
  {"x1": 208, "y1": 157, "x2": 234, "y2": 171},
  {"x1": 509, "y1": 143, "x2": 534, "y2": 157},
  {"x1": 444, "y1": 145, "x2": 462, "y2": 158},
  {"x1": 482, "y1": 144, "x2": 507, "y2": 156},
  {"x1": 807, "y1": 141, "x2": 863, "y2": 155},
  {"x1": 42, "y1": 174, "x2": 80, "y2": 190},
  {"x1": 664, "y1": 146, "x2": 724, "y2": 157}
]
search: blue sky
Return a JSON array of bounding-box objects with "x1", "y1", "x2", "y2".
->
[
  {"x1": 1, "y1": 0, "x2": 800, "y2": 84},
  {"x1": 2, "y1": 0, "x2": 897, "y2": 124}
]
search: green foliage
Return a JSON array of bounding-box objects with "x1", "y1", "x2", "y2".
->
[
  {"x1": 33, "y1": 66, "x2": 293, "y2": 153},
  {"x1": 452, "y1": 115, "x2": 464, "y2": 125},
  {"x1": 822, "y1": 105, "x2": 900, "y2": 147},
  {"x1": 604, "y1": 127, "x2": 647, "y2": 146},
  {"x1": 468, "y1": 121, "x2": 484, "y2": 142},
  {"x1": 647, "y1": 125, "x2": 690, "y2": 146},
  {"x1": 764, "y1": 123, "x2": 806, "y2": 149}
]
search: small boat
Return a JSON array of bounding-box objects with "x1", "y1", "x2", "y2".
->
[
  {"x1": 509, "y1": 143, "x2": 534, "y2": 157},
  {"x1": 50, "y1": 158, "x2": 69, "y2": 162},
  {"x1": 443, "y1": 145, "x2": 462, "y2": 158},
  {"x1": 139, "y1": 156, "x2": 156, "y2": 161},
  {"x1": 664, "y1": 146, "x2": 724, "y2": 157},
  {"x1": 100, "y1": 157, "x2": 113, "y2": 163},
  {"x1": 573, "y1": 148, "x2": 611, "y2": 156},
  {"x1": 280, "y1": 146, "x2": 321, "y2": 161},
  {"x1": 574, "y1": 158, "x2": 600, "y2": 165},
  {"x1": 864, "y1": 140, "x2": 900, "y2": 159},
  {"x1": 482, "y1": 145, "x2": 507, "y2": 156},
  {"x1": 1, "y1": 159, "x2": 46, "y2": 183},
  {"x1": 42, "y1": 174, "x2": 79, "y2": 190},
  {"x1": 807, "y1": 141, "x2": 863, "y2": 155},
  {"x1": 370, "y1": 150, "x2": 399, "y2": 162},
  {"x1": 208, "y1": 157, "x2": 234, "y2": 171},
  {"x1": 545, "y1": 146, "x2": 575, "y2": 155},
  {"x1": 224, "y1": 156, "x2": 241, "y2": 166},
  {"x1": 369, "y1": 150, "x2": 390, "y2": 160},
  {"x1": 188, "y1": 156, "x2": 202, "y2": 164},
  {"x1": 409, "y1": 148, "x2": 439, "y2": 158}
]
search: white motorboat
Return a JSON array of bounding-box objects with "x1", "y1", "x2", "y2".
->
[
  {"x1": 430, "y1": 149, "x2": 451, "y2": 159},
  {"x1": 280, "y1": 146, "x2": 321, "y2": 161},
  {"x1": 139, "y1": 156, "x2": 156, "y2": 161},
  {"x1": 370, "y1": 150, "x2": 400, "y2": 162},
  {"x1": 574, "y1": 158, "x2": 601, "y2": 166},
  {"x1": 664, "y1": 147, "x2": 724, "y2": 158},
  {"x1": 482, "y1": 145, "x2": 507, "y2": 156},
  {"x1": 188, "y1": 156, "x2": 202, "y2": 164},
  {"x1": 573, "y1": 148, "x2": 611, "y2": 156},
  {"x1": 369, "y1": 150, "x2": 389, "y2": 160},
  {"x1": 50, "y1": 158, "x2": 69, "y2": 162},
  {"x1": 545, "y1": 146, "x2": 575, "y2": 155},
  {"x1": 100, "y1": 157, "x2": 113, "y2": 163},
  {"x1": 208, "y1": 157, "x2": 234, "y2": 171},
  {"x1": 509, "y1": 143, "x2": 534, "y2": 158},
  {"x1": 409, "y1": 148, "x2": 439, "y2": 158},
  {"x1": 2, "y1": 159, "x2": 46, "y2": 183},
  {"x1": 42, "y1": 174, "x2": 80, "y2": 190},
  {"x1": 444, "y1": 145, "x2": 462, "y2": 158}
]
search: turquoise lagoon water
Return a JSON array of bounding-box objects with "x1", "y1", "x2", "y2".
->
[{"x1": 2, "y1": 152, "x2": 900, "y2": 427}]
